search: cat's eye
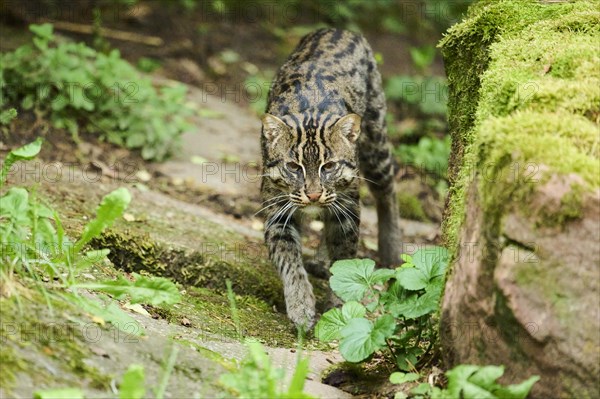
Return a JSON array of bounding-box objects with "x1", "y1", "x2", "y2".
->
[
  {"x1": 322, "y1": 161, "x2": 337, "y2": 172},
  {"x1": 286, "y1": 162, "x2": 302, "y2": 173}
]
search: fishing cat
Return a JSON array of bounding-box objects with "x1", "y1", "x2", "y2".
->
[{"x1": 260, "y1": 28, "x2": 401, "y2": 328}]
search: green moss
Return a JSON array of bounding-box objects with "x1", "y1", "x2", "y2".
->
[
  {"x1": 440, "y1": 0, "x2": 600, "y2": 258},
  {"x1": 0, "y1": 344, "x2": 27, "y2": 393},
  {"x1": 92, "y1": 229, "x2": 286, "y2": 310},
  {"x1": 0, "y1": 295, "x2": 113, "y2": 391},
  {"x1": 397, "y1": 193, "x2": 428, "y2": 222}
]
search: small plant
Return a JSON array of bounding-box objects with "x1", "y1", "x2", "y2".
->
[
  {"x1": 220, "y1": 340, "x2": 314, "y2": 399},
  {"x1": 395, "y1": 135, "x2": 451, "y2": 180},
  {"x1": 390, "y1": 365, "x2": 539, "y2": 399},
  {"x1": 315, "y1": 247, "x2": 448, "y2": 370},
  {"x1": 0, "y1": 23, "x2": 192, "y2": 160},
  {"x1": 1, "y1": 139, "x2": 180, "y2": 335},
  {"x1": 220, "y1": 278, "x2": 314, "y2": 398}
]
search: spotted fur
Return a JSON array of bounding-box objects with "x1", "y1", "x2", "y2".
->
[{"x1": 259, "y1": 28, "x2": 401, "y2": 329}]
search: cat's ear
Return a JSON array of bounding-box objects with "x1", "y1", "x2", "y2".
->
[
  {"x1": 333, "y1": 114, "x2": 361, "y2": 143},
  {"x1": 261, "y1": 114, "x2": 289, "y2": 142}
]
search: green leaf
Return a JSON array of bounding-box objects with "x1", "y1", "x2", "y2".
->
[
  {"x1": 390, "y1": 372, "x2": 420, "y2": 384},
  {"x1": 372, "y1": 268, "x2": 395, "y2": 284},
  {"x1": 0, "y1": 187, "x2": 30, "y2": 244},
  {"x1": 412, "y1": 247, "x2": 449, "y2": 280},
  {"x1": 493, "y1": 375, "x2": 540, "y2": 399},
  {"x1": 286, "y1": 357, "x2": 311, "y2": 397},
  {"x1": 0, "y1": 108, "x2": 17, "y2": 125},
  {"x1": 400, "y1": 253, "x2": 413, "y2": 264},
  {"x1": 30, "y1": 23, "x2": 54, "y2": 40},
  {"x1": 33, "y1": 388, "x2": 83, "y2": 399},
  {"x1": 74, "y1": 188, "x2": 131, "y2": 253},
  {"x1": 410, "y1": 383, "x2": 432, "y2": 396},
  {"x1": 396, "y1": 267, "x2": 428, "y2": 291},
  {"x1": 391, "y1": 284, "x2": 442, "y2": 319},
  {"x1": 315, "y1": 301, "x2": 366, "y2": 342},
  {"x1": 74, "y1": 274, "x2": 181, "y2": 306},
  {"x1": 341, "y1": 301, "x2": 367, "y2": 320},
  {"x1": 120, "y1": 364, "x2": 146, "y2": 399},
  {"x1": 0, "y1": 138, "x2": 43, "y2": 187},
  {"x1": 445, "y1": 364, "x2": 539, "y2": 399},
  {"x1": 68, "y1": 293, "x2": 143, "y2": 335},
  {"x1": 469, "y1": 365, "x2": 505, "y2": 391},
  {"x1": 329, "y1": 258, "x2": 376, "y2": 302},
  {"x1": 339, "y1": 314, "x2": 395, "y2": 362}
]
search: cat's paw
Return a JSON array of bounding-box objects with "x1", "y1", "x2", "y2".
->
[
  {"x1": 285, "y1": 286, "x2": 317, "y2": 330},
  {"x1": 288, "y1": 304, "x2": 316, "y2": 331}
]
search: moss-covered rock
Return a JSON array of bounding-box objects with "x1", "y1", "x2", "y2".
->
[{"x1": 439, "y1": 1, "x2": 600, "y2": 398}]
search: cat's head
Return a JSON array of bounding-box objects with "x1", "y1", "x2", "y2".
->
[{"x1": 261, "y1": 113, "x2": 361, "y2": 207}]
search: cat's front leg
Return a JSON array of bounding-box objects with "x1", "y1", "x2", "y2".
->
[{"x1": 265, "y1": 220, "x2": 316, "y2": 330}]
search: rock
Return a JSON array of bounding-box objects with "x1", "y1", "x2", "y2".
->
[{"x1": 439, "y1": 2, "x2": 600, "y2": 398}]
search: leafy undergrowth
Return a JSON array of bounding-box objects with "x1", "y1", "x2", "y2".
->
[
  {"x1": 316, "y1": 248, "x2": 448, "y2": 370},
  {"x1": 0, "y1": 24, "x2": 193, "y2": 160},
  {"x1": 314, "y1": 250, "x2": 540, "y2": 398}
]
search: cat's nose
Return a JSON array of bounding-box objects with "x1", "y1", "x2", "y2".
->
[{"x1": 307, "y1": 192, "x2": 322, "y2": 202}]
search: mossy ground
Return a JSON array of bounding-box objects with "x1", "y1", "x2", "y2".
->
[{"x1": 0, "y1": 172, "x2": 335, "y2": 396}]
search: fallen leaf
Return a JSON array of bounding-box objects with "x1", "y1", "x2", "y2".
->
[{"x1": 123, "y1": 303, "x2": 151, "y2": 316}]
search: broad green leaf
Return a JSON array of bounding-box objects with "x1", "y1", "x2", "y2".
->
[
  {"x1": 390, "y1": 372, "x2": 420, "y2": 384},
  {"x1": 450, "y1": 376, "x2": 497, "y2": 398},
  {"x1": 74, "y1": 188, "x2": 131, "y2": 252},
  {"x1": 339, "y1": 314, "x2": 395, "y2": 362},
  {"x1": 372, "y1": 268, "x2": 395, "y2": 284},
  {"x1": 341, "y1": 301, "x2": 366, "y2": 320},
  {"x1": 330, "y1": 259, "x2": 376, "y2": 301},
  {"x1": 469, "y1": 365, "x2": 505, "y2": 391},
  {"x1": 75, "y1": 274, "x2": 181, "y2": 306},
  {"x1": 315, "y1": 301, "x2": 365, "y2": 342},
  {"x1": 33, "y1": 388, "x2": 83, "y2": 399},
  {"x1": 412, "y1": 247, "x2": 448, "y2": 279},
  {"x1": 396, "y1": 267, "x2": 428, "y2": 291},
  {"x1": 492, "y1": 375, "x2": 540, "y2": 399},
  {"x1": 390, "y1": 285, "x2": 441, "y2": 319},
  {"x1": 395, "y1": 348, "x2": 420, "y2": 372},
  {"x1": 120, "y1": 364, "x2": 146, "y2": 399},
  {"x1": 0, "y1": 138, "x2": 43, "y2": 187}
]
